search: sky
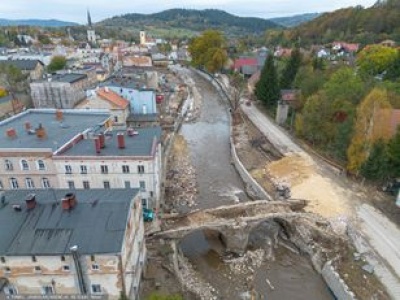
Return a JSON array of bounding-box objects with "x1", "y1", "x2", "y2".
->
[{"x1": 0, "y1": 0, "x2": 377, "y2": 23}]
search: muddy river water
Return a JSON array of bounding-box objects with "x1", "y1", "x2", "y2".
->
[{"x1": 179, "y1": 70, "x2": 333, "y2": 299}]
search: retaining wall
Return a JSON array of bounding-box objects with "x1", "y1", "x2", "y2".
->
[{"x1": 322, "y1": 261, "x2": 357, "y2": 300}]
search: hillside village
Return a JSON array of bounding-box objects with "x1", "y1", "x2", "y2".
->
[{"x1": 0, "y1": 3, "x2": 399, "y2": 300}]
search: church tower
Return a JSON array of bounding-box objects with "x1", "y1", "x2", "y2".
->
[
  {"x1": 140, "y1": 30, "x2": 146, "y2": 45},
  {"x1": 87, "y1": 9, "x2": 96, "y2": 44}
]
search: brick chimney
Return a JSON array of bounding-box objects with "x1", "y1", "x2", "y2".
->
[
  {"x1": 25, "y1": 194, "x2": 37, "y2": 210},
  {"x1": 94, "y1": 137, "x2": 101, "y2": 154},
  {"x1": 65, "y1": 193, "x2": 77, "y2": 209},
  {"x1": 117, "y1": 132, "x2": 125, "y2": 149},
  {"x1": 6, "y1": 128, "x2": 17, "y2": 139},
  {"x1": 24, "y1": 122, "x2": 31, "y2": 131},
  {"x1": 56, "y1": 109, "x2": 63, "y2": 121},
  {"x1": 61, "y1": 197, "x2": 71, "y2": 210},
  {"x1": 99, "y1": 133, "x2": 105, "y2": 149},
  {"x1": 36, "y1": 124, "x2": 46, "y2": 139}
]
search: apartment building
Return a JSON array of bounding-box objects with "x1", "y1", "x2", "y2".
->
[
  {"x1": 0, "y1": 188, "x2": 146, "y2": 300},
  {"x1": 54, "y1": 126, "x2": 162, "y2": 209}
]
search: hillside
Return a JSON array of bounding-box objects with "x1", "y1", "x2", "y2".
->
[
  {"x1": 0, "y1": 19, "x2": 78, "y2": 27},
  {"x1": 269, "y1": 13, "x2": 321, "y2": 28},
  {"x1": 99, "y1": 9, "x2": 281, "y2": 37},
  {"x1": 289, "y1": 0, "x2": 400, "y2": 45}
]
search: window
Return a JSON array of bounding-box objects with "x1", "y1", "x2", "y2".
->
[
  {"x1": 41, "y1": 285, "x2": 54, "y2": 295},
  {"x1": 103, "y1": 181, "x2": 110, "y2": 189},
  {"x1": 67, "y1": 181, "x2": 75, "y2": 190},
  {"x1": 62, "y1": 265, "x2": 70, "y2": 272},
  {"x1": 142, "y1": 199, "x2": 148, "y2": 208},
  {"x1": 42, "y1": 178, "x2": 51, "y2": 189},
  {"x1": 80, "y1": 165, "x2": 87, "y2": 174},
  {"x1": 100, "y1": 165, "x2": 108, "y2": 174},
  {"x1": 0, "y1": 180, "x2": 3, "y2": 190},
  {"x1": 139, "y1": 181, "x2": 146, "y2": 191},
  {"x1": 9, "y1": 178, "x2": 18, "y2": 189},
  {"x1": 34, "y1": 266, "x2": 41, "y2": 273},
  {"x1": 124, "y1": 181, "x2": 131, "y2": 188},
  {"x1": 25, "y1": 178, "x2": 35, "y2": 189},
  {"x1": 61, "y1": 256, "x2": 66, "y2": 262},
  {"x1": 91, "y1": 284, "x2": 102, "y2": 294},
  {"x1": 0, "y1": 257, "x2": 5, "y2": 263},
  {"x1": 21, "y1": 160, "x2": 29, "y2": 171},
  {"x1": 90, "y1": 255, "x2": 95, "y2": 262},
  {"x1": 114, "y1": 116, "x2": 118, "y2": 123},
  {"x1": 65, "y1": 165, "x2": 72, "y2": 174},
  {"x1": 4, "y1": 285, "x2": 17, "y2": 295},
  {"x1": 32, "y1": 256, "x2": 37, "y2": 262},
  {"x1": 37, "y1": 160, "x2": 45, "y2": 170},
  {"x1": 4, "y1": 266, "x2": 10, "y2": 273},
  {"x1": 122, "y1": 165, "x2": 130, "y2": 173},
  {"x1": 91, "y1": 264, "x2": 100, "y2": 270},
  {"x1": 4, "y1": 160, "x2": 13, "y2": 171},
  {"x1": 83, "y1": 181, "x2": 90, "y2": 189},
  {"x1": 138, "y1": 165, "x2": 145, "y2": 174}
]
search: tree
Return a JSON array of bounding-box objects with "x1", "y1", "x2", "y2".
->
[
  {"x1": 384, "y1": 50, "x2": 400, "y2": 81},
  {"x1": 347, "y1": 88, "x2": 392, "y2": 172},
  {"x1": 280, "y1": 46, "x2": 302, "y2": 89},
  {"x1": 388, "y1": 127, "x2": 400, "y2": 177},
  {"x1": 229, "y1": 71, "x2": 246, "y2": 111},
  {"x1": 188, "y1": 30, "x2": 227, "y2": 73},
  {"x1": 146, "y1": 292, "x2": 183, "y2": 300},
  {"x1": 0, "y1": 64, "x2": 28, "y2": 95},
  {"x1": 255, "y1": 54, "x2": 280, "y2": 108},
  {"x1": 360, "y1": 139, "x2": 390, "y2": 180},
  {"x1": 356, "y1": 45, "x2": 398, "y2": 76},
  {"x1": 48, "y1": 56, "x2": 67, "y2": 73}
]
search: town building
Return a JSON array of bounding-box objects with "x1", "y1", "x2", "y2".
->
[
  {"x1": 30, "y1": 73, "x2": 89, "y2": 108},
  {"x1": 0, "y1": 59, "x2": 45, "y2": 81},
  {"x1": 53, "y1": 126, "x2": 162, "y2": 209},
  {"x1": 0, "y1": 188, "x2": 146, "y2": 300}
]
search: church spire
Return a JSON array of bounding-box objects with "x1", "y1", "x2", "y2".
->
[{"x1": 87, "y1": 9, "x2": 92, "y2": 28}]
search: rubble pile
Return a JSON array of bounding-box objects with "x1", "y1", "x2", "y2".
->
[
  {"x1": 165, "y1": 135, "x2": 198, "y2": 211},
  {"x1": 176, "y1": 253, "x2": 218, "y2": 299},
  {"x1": 225, "y1": 249, "x2": 265, "y2": 276}
]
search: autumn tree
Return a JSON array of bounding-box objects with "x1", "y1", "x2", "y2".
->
[
  {"x1": 347, "y1": 88, "x2": 392, "y2": 172},
  {"x1": 229, "y1": 71, "x2": 246, "y2": 111},
  {"x1": 188, "y1": 30, "x2": 227, "y2": 73},
  {"x1": 280, "y1": 46, "x2": 302, "y2": 89},
  {"x1": 255, "y1": 54, "x2": 280, "y2": 108},
  {"x1": 356, "y1": 45, "x2": 398, "y2": 76},
  {"x1": 48, "y1": 56, "x2": 67, "y2": 73}
]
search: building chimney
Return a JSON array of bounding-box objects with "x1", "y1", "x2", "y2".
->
[
  {"x1": 56, "y1": 110, "x2": 63, "y2": 121},
  {"x1": 25, "y1": 193, "x2": 37, "y2": 210},
  {"x1": 61, "y1": 197, "x2": 71, "y2": 210},
  {"x1": 66, "y1": 193, "x2": 77, "y2": 208},
  {"x1": 6, "y1": 128, "x2": 17, "y2": 139},
  {"x1": 24, "y1": 121, "x2": 31, "y2": 131},
  {"x1": 36, "y1": 124, "x2": 46, "y2": 139},
  {"x1": 117, "y1": 132, "x2": 125, "y2": 149},
  {"x1": 98, "y1": 133, "x2": 105, "y2": 148},
  {"x1": 94, "y1": 137, "x2": 101, "y2": 154}
]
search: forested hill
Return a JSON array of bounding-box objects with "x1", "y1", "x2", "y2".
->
[
  {"x1": 288, "y1": 0, "x2": 400, "y2": 45},
  {"x1": 99, "y1": 9, "x2": 281, "y2": 36},
  {"x1": 0, "y1": 19, "x2": 78, "y2": 27},
  {"x1": 269, "y1": 13, "x2": 320, "y2": 28}
]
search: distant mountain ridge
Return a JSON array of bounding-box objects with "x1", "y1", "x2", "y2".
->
[
  {"x1": 99, "y1": 8, "x2": 281, "y2": 36},
  {"x1": 0, "y1": 19, "x2": 78, "y2": 27},
  {"x1": 269, "y1": 13, "x2": 321, "y2": 27}
]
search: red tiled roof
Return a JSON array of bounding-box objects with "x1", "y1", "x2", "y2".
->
[
  {"x1": 233, "y1": 58, "x2": 257, "y2": 70},
  {"x1": 96, "y1": 88, "x2": 129, "y2": 109}
]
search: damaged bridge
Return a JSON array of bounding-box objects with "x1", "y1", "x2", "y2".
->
[{"x1": 153, "y1": 200, "x2": 327, "y2": 254}]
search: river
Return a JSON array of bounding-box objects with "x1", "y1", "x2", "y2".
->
[{"x1": 178, "y1": 69, "x2": 333, "y2": 299}]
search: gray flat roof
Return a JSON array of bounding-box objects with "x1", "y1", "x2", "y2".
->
[
  {"x1": 0, "y1": 188, "x2": 139, "y2": 256},
  {"x1": 50, "y1": 73, "x2": 87, "y2": 84},
  {"x1": 0, "y1": 109, "x2": 110, "y2": 151},
  {"x1": 59, "y1": 126, "x2": 162, "y2": 157}
]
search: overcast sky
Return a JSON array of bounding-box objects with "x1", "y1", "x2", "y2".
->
[{"x1": 1, "y1": 0, "x2": 377, "y2": 23}]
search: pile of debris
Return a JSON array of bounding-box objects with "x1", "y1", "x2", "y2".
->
[
  {"x1": 165, "y1": 135, "x2": 198, "y2": 211},
  {"x1": 225, "y1": 249, "x2": 266, "y2": 276}
]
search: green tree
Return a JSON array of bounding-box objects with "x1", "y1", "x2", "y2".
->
[
  {"x1": 146, "y1": 292, "x2": 183, "y2": 300},
  {"x1": 384, "y1": 50, "x2": 400, "y2": 81},
  {"x1": 388, "y1": 127, "x2": 400, "y2": 177},
  {"x1": 280, "y1": 46, "x2": 302, "y2": 89},
  {"x1": 188, "y1": 30, "x2": 227, "y2": 73},
  {"x1": 356, "y1": 45, "x2": 398, "y2": 76},
  {"x1": 360, "y1": 139, "x2": 390, "y2": 181},
  {"x1": 255, "y1": 54, "x2": 280, "y2": 108},
  {"x1": 48, "y1": 56, "x2": 67, "y2": 73},
  {"x1": 0, "y1": 64, "x2": 28, "y2": 95}
]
